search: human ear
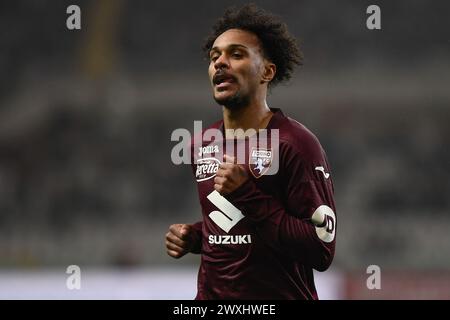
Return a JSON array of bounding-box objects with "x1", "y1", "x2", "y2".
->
[{"x1": 261, "y1": 62, "x2": 276, "y2": 83}]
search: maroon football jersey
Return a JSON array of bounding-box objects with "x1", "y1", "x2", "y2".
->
[{"x1": 189, "y1": 108, "x2": 336, "y2": 300}]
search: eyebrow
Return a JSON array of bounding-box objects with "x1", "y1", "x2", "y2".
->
[{"x1": 209, "y1": 44, "x2": 249, "y2": 55}]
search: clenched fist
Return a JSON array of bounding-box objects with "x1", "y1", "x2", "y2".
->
[
  {"x1": 166, "y1": 224, "x2": 200, "y2": 259},
  {"x1": 214, "y1": 154, "x2": 249, "y2": 195}
]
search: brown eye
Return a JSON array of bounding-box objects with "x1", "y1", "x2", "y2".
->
[
  {"x1": 210, "y1": 54, "x2": 219, "y2": 62},
  {"x1": 231, "y1": 51, "x2": 243, "y2": 58}
]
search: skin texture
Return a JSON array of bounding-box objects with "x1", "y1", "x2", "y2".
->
[
  {"x1": 166, "y1": 29, "x2": 277, "y2": 259},
  {"x1": 208, "y1": 29, "x2": 276, "y2": 136},
  {"x1": 165, "y1": 223, "x2": 200, "y2": 259}
]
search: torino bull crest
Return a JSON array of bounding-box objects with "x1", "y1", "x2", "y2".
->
[{"x1": 249, "y1": 148, "x2": 273, "y2": 178}]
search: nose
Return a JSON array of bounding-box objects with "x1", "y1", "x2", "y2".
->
[{"x1": 214, "y1": 54, "x2": 229, "y2": 70}]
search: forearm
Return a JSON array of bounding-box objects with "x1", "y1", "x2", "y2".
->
[{"x1": 225, "y1": 180, "x2": 334, "y2": 270}]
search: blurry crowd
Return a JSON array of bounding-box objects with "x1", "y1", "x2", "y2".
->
[{"x1": 0, "y1": 0, "x2": 449, "y2": 269}]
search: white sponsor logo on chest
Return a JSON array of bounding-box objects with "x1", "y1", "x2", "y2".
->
[
  {"x1": 208, "y1": 234, "x2": 252, "y2": 245},
  {"x1": 196, "y1": 157, "x2": 220, "y2": 182},
  {"x1": 198, "y1": 145, "x2": 219, "y2": 157}
]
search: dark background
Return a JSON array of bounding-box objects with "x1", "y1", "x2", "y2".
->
[{"x1": 0, "y1": 0, "x2": 449, "y2": 298}]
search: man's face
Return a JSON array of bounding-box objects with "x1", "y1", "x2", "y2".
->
[{"x1": 208, "y1": 29, "x2": 267, "y2": 109}]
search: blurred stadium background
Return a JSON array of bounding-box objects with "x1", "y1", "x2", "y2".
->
[{"x1": 0, "y1": 0, "x2": 449, "y2": 299}]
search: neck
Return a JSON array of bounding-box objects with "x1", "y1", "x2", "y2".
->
[{"x1": 223, "y1": 97, "x2": 273, "y2": 139}]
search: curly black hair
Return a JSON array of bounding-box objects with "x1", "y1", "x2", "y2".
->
[{"x1": 203, "y1": 3, "x2": 303, "y2": 87}]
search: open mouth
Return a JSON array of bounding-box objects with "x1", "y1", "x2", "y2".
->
[{"x1": 213, "y1": 72, "x2": 236, "y2": 88}]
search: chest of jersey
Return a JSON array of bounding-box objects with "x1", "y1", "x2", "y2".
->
[{"x1": 193, "y1": 139, "x2": 281, "y2": 236}]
